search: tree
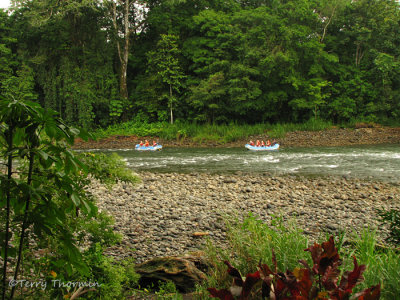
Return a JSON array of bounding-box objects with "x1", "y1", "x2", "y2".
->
[
  {"x1": 3, "y1": 0, "x2": 400, "y2": 126},
  {"x1": 0, "y1": 10, "x2": 15, "y2": 89},
  {"x1": 315, "y1": 0, "x2": 350, "y2": 43},
  {"x1": 189, "y1": 72, "x2": 227, "y2": 123},
  {"x1": 0, "y1": 90, "x2": 140, "y2": 299},
  {"x1": 323, "y1": 0, "x2": 400, "y2": 122},
  {"x1": 0, "y1": 96, "x2": 93, "y2": 299},
  {"x1": 289, "y1": 79, "x2": 331, "y2": 120},
  {"x1": 147, "y1": 34, "x2": 186, "y2": 124},
  {"x1": 9, "y1": 0, "x2": 121, "y2": 128},
  {"x1": 104, "y1": 0, "x2": 147, "y2": 100}
]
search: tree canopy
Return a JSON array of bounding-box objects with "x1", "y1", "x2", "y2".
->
[{"x1": 1, "y1": 0, "x2": 399, "y2": 127}]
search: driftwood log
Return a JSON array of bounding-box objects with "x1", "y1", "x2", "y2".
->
[{"x1": 135, "y1": 254, "x2": 209, "y2": 293}]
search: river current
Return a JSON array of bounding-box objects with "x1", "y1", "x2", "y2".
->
[{"x1": 90, "y1": 144, "x2": 400, "y2": 183}]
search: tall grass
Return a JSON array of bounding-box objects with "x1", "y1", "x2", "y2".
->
[
  {"x1": 350, "y1": 229, "x2": 400, "y2": 299},
  {"x1": 93, "y1": 119, "x2": 333, "y2": 143},
  {"x1": 200, "y1": 214, "x2": 311, "y2": 292}
]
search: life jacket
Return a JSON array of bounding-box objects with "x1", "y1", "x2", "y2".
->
[
  {"x1": 266, "y1": 140, "x2": 271, "y2": 146},
  {"x1": 145, "y1": 141, "x2": 149, "y2": 147},
  {"x1": 139, "y1": 142, "x2": 144, "y2": 146}
]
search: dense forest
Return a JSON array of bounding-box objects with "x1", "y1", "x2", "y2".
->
[{"x1": 1, "y1": 0, "x2": 399, "y2": 128}]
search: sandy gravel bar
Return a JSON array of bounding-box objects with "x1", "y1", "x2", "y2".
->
[{"x1": 87, "y1": 172, "x2": 400, "y2": 263}]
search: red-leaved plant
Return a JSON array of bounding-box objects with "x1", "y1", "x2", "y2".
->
[{"x1": 208, "y1": 236, "x2": 381, "y2": 300}]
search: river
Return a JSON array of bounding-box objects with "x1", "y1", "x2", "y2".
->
[{"x1": 87, "y1": 144, "x2": 400, "y2": 182}]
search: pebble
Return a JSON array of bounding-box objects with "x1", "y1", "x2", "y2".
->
[{"x1": 87, "y1": 172, "x2": 400, "y2": 263}]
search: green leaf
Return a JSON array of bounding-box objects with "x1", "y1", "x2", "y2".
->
[
  {"x1": 69, "y1": 127, "x2": 80, "y2": 136},
  {"x1": 81, "y1": 198, "x2": 92, "y2": 214},
  {"x1": 71, "y1": 192, "x2": 80, "y2": 206},
  {"x1": 45, "y1": 124, "x2": 57, "y2": 138},
  {"x1": 37, "y1": 149, "x2": 49, "y2": 161}
]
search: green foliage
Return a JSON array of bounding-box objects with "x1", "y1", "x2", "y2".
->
[
  {"x1": 289, "y1": 79, "x2": 331, "y2": 120},
  {"x1": 208, "y1": 236, "x2": 381, "y2": 300},
  {"x1": 202, "y1": 214, "x2": 310, "y2": 291},
  {"x1": 144, "y1": 34, "x2": 186, "y2": 124},
  {"x1": 8, "y1": 0, "x2": 118, "y2": 129},
  {"x1": 0, "y1": 97, "x2": 92, "y2": 299},
  {"x1": 93, "y1": 119, "x2": 334, "y2": 143},
  {"x1": 78, "y1": 152, "x2": 141, "y2": 187},
  {"x1": 155, "y1": 280, "x2": 183, "y2": 300},
  {"x1": 0, "y1": 98, "x2": 140, "y2": 299},
  {"x1": 0, "y1": 9, "x2": 15, "y2": 86},
  {"x1": 26, "y1": 210, "x2": 139, "y2": 300},
  {"x1": 199, "y1": 215, "x2": 400, "y2": 299},
  {"x1": 94, "y1": 119, "x2": 166, "y2": 139},
  {"x1": 351, "y1": 229, "x2": 400, "y2": 300},
  {"x1": 3, "y1": 0, "x2": 400, "y2": 129},
  {"x1": 109, "y1": 99, "x2": 124, "y2": 119},
  {"x1": 1, "y1": 62, "x2": 37, "y2": 103},
  {"x1": 131, "y1": 280, "x2": 183, "y2": 300}
]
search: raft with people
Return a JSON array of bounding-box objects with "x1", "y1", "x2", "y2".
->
[
  {"x1": 135, "y1": 140, "x2": 162, "y2": 151},
  {"x1": 245, "y1": 139, "x2": 279, "y2": 151}
]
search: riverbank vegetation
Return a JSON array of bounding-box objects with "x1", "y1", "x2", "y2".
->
[
  {"x1": 92, "y1": 117, "x2": 400, "y2": 146},
  {"x1": 196, "y1": 215, "x2": 399, "y2": 300},
  {"x1": 93, "y1": 118, "x2": 337, "y2": 142},
  {"x1": 1, "y1": 0, "x2": 400, "y2": 132},
  {"x1": 126, "y1": 214, "x2": 399, "y2": 299}
]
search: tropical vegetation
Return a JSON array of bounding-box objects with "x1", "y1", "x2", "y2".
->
[
  {"x1": 1, "y1": 0, "x2": 399, "y2": 130},
  {"x1": 199, "y1": 215, "x2": 400, "y2": 300},
  {"x1": 1, "y1": 0, "x2": 400, "y2": 299},
  {"x1": 0, "y1": 98, "x2": 140, "y2": 299}
]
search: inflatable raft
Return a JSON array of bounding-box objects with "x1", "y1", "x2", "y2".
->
[
  {"x1": 245, "y1": 143, "x2": 279, "y2": 151},
  {"x1": 135, "y1": 144, "x2": 163, "y2": 151}
]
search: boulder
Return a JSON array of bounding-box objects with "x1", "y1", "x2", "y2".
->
[{"x1": 135, "y1": 255, "x2": 208, "y2": 293}]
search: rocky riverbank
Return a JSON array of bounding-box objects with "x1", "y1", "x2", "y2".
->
[
  {"x1": 87, "y1": 172, "x2": 400, "y2": 263},
  {"x1": 73, "y1": 126, "x2": 400, "y2": 149}
]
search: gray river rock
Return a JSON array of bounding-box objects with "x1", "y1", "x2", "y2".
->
[{"x1": 86, "y1": 172, "x2": 400, "y2": 263}]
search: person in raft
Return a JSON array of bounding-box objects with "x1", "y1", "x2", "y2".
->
[
  {"x1": 261, "y1": 141, "x2": 265, "y2": 147},
  {"x1": 144, "y1": 140, "x2": 150, "y2": 147},
  {"x1": 139, "y1": 141, "x2": 144, "y2": 146},
  {"x1": 153, "y1": 140, "x2": 157, "y2": 146},
  {"x1": 266, "y1": 140, "x2": 271, "y2": 147},
  {"x1": 249, "y1": 140, "x2": 255, "y2": 146},
  {"x1": 256, "y1": 140, "x2": 261, "y2": 147}
]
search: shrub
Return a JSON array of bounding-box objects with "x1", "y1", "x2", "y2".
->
[
  {"x1": 78, "y1": 152, "x2": 141, "y2": 187},
  {"x1": 208, "y1": 236, "x2": 381, "y2": 300},
  {"x1": 0, "y1": 98, "x2": 140, "y2": 299},
  {"x1": 199, "y1": 216, "x2": 396, "y2": 299}
]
